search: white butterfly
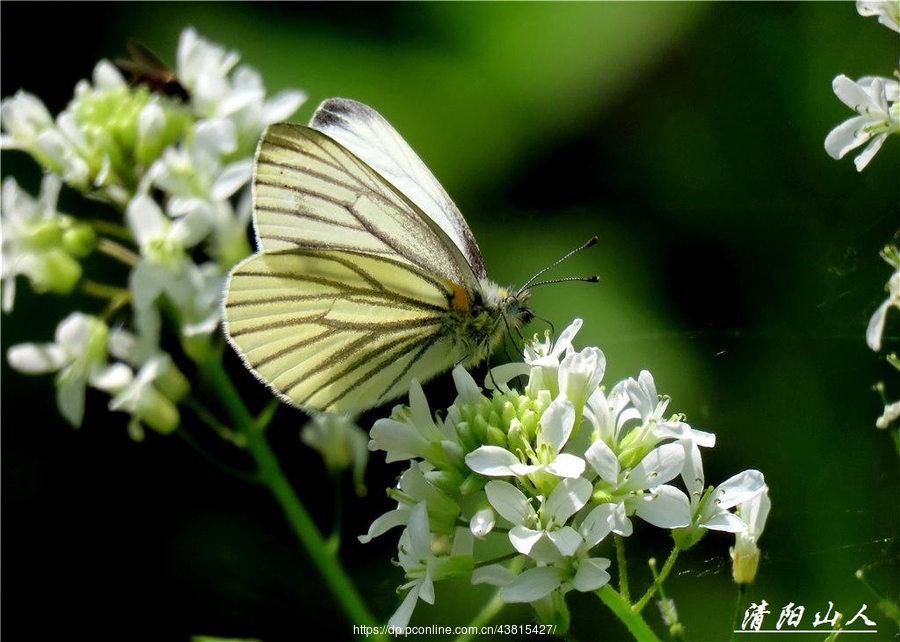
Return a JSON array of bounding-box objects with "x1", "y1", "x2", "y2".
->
[{"x1": 223, "y1": 98, "x2": 533, "y2": 413}]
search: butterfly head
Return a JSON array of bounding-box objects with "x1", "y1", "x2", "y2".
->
[{"x1": 453, "y1": 279, "x2": 533, "y2": 366}]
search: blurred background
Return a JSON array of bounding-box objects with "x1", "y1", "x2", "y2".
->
[{"x1": 2, "y1": 3, "x2": 898, "y2": 641}]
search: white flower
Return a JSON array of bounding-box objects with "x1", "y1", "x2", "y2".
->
[
  {"x1": 174, "y1": 28, "x2": 305, "y2": 154},
  {"x1": 866, "y1": 248, "x2": 900, "y2": 351},
  {"x1": 584, "y1": 440, "x2": 691, "y2": 535},
  {"x1": 176, "y1": 27, "x2": 241, "y2": 119},
  {"x1": 301, "y1": 413, "x2": 369, "y2": 494},
  {"x1": 558, "y1": 346, "x2": 606, "y2": 413},
  {"x1": 485, "y1": 478, "x2": 592, "y2": 562},
  {"x1": 475, "y1": 493, "x2": 613, "y2": 603},
  {"x1": 825, "y1": 74, "x2": 900, "y2": 171},
  {"x1": 857, "y1": 0, "x2": 900, "y2": 32},
  {"x1": 1, "y1": 175, "x2": 94, "y2": 310},
  {"x1": 876, "y1": 398, "x2": 900, "y2": 429},
  {"x1": 693, "y1": 470, "x2": 767, "y2": 533},
  {"x1": 358, "y1": 463, "x2": 460, "y2": 543},
  {"x1": 466, "y1": 395, "x2": 586, "y2": 480},
  {"x1": 730, "y1": 486, "x2": 771, "y2": 584},
  {"x1": 125, "y1": 194, "x2": 227, "y2": 348},
  {"x1": 6, "y1": 312, "x2": 125, "y2": 426},
  {"x1": 524, "y1": 318, "x2": 583, "y2": 368},
  {"x1": 146, "y1": 118, "x2": 252, "y2": 203},
  {"x1": 369, "y1": 379, "x2": 455, "y2": 465},
  {"x1": 0, "y1": 90, "x2": 55, "y2": 152},
  {"x1": 107, "y1": 353, "x2": 188, "y2": 440},
  {"x1": 389, "y1": 503, "x2": 474, "y2": 629}
]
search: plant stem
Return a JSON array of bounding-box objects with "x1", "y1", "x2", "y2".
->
[
  {"x1": 730, "y1": 582, "x2": 746, "y2": 642},
  {"x1": 201, "y1": 355, "x2": 386, "y2": 639},
  {"x1": 615, "y1": 534, "x2": 630, "y2": 602},
  {"x1": 96, "y1": 237, "x2": 140, "y2": 266},
  {"x1": 633, "y1": 546, "x2": 680, "y2": 613},
  {"x1": 596, "y1": 584, "x2": 659, "y2": 641}
]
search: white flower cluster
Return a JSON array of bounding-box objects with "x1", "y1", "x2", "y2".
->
[
  {"x1": 867, "y1": 246, "x2": 900, "y2": 429},
  {"x1": 1, "y1": 28, "x2": 305, "y2": 437},
  {"x1": 824, "y1": 1, "x2": 900, "y2": 171},
  {"x1": 363, "y1": 319, "x2": 770, "y2": 630}
]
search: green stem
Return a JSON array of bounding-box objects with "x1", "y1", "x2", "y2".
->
[
  {"x1": 650, "y1": 557, "x2": 684, "y2": 640},
  {"x1": 615, "y1": 534, "x2": 630, "y2": 602},
  {"x1": 856, "y1": 569, "x2": 900, "y2": 627},
  {"x1": 200, "y1": 355, "x2": 385, "y2": 638},
  {"x1": 96, "y1": 237, "x2": 140, "y2": 267},
  {"x1": 596, "y1": 584, "x2": 659, "y2": 641},
  {"x1": 633, "y1": 546, "x2": 680, "y2": 613},
  {"x1": 80, "y1": 278, "x2": 129, "y2": 300},
  {"x1": 88, "y1": 218, "x2": 133, "y2": 241},
  {"x1": 730, "y1": 582, "x2": 746, "y2": 642}
]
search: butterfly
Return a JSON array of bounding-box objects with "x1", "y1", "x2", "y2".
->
[{"x1": 223, "y1": 97, "x2": 535, "y2": 414}]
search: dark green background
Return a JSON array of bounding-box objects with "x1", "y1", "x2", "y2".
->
[{"x1": 2, "y1": 3, "x2": 898, "y2": 641}]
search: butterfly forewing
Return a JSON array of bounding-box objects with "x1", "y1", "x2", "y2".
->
[
  {"x1": 310, "y1": 98, "x2": 488, "y2": 280},
  {"x1": 225, "y1": 249, "x2": 466, "y2": 412},
  {"x1": 253, "y1": 123, "x2": 476, "y2": 290}
]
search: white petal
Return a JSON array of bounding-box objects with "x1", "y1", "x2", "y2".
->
[
  {"x1": 7, "y1": 343, "x2": 67, "y2": 373},
  {"x1": 608, "y1": 502, "x2": 633, "y2": 536},
  {"x1": 832, "y1": 75, "x2": 880, "y2": 113},
  {"x1": 261, "y1": 89, "x2": 307, "y2": 124},
  {"x1": 55, "y1": 312, "x2": 95, "y2": 347},
  {"x1": 509, "y1": 525, "x2": 545, "y2": 555},
  {"x1": 545, "y1": 453, "x2": 586, "y2": 479},
  {"x1": 92, "y1": 59, "x2": 127, "y2": 90},
  {"x1": 127, "y1": 195, "x2": 168, "y2": 245},
  {"x1": 211, "y1": 159, "x2": 253, "y2": 200},
  {"x1": 547, "y1": 526, "x2": 582, "y2": 557},
  {"x1": 452, "y1": 365, "x2": 482, "y2": 403},
  {"x1": 539, "y1": 396, "x2": 575, "y2": 451},
  {"x1": 466, "y1": 445, "x2": 521, "y2": 476},
  {"x1": 853, "y1": 132, "x2": 888, "y2": 171},
  {"x1": 90, "y1": 363, "x2": 133, "y2": 393},
  {"x1": 544, "y1": 477, "x2": 592, "y2": 524},
  {"x1": 358, "y1": 508, "x2": 409, "y2": 544},
  {"x1": 702, "y1": 511, "x2": 747, "y2": 533},
  {"x1": 387, "y1": 586, "x2": 421, "y2": 630},
  {"x1": 715, "y1": 469, "x2": 766, "y2": 510},
  {"x1": 629, "y1": 442, "x2": 685, "y2": 489},
  {"x1": 553, "y1": 318, "x2": 583, "y2": 357},
  {"x1": 485, "y1": 480, "x2": 533, "y2": 525},
  {"x1": 579, "y1": 503, "x2": 615, "y2": 548},
  {"x1": 501, "y1": 566, "x2": 563, "y2": 603},
  {"x1": 634, "y1": 485, "x2": 691, "y2": 529},
  {"x1": 472, "y1": 563, "x2": 517, "y2": 587},
  {"x1": 573, "y1": 558, "x2": 611, "y2": 593},
  {"x1": 739, "y1": 487, "x2": 771, "y2": 537},
  {"x1": 406, "y1": 503, "x2": 432, "y2": 560},
  {"x1": 824, "y1": 116, "x2": 870, "y2": 159},
  {"x1": 584, "y1": 438, "x2": 619, "y2": 483}
]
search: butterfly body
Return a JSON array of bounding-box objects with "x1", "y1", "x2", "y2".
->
[{"x1": 224, "y1": 99, "x2": 531, "y2": 413}]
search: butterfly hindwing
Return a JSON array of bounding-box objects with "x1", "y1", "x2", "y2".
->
[{"x1": 224, "y1": 249, "x2": 465, "y2": 412}]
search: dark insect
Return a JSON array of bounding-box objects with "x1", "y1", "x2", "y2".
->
[{"x1": 115, "y1": 41, "x2": 189, "y2": 102}]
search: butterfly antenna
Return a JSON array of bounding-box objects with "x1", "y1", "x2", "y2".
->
[{"x1": 518, "y1": 235, "x2": 600, "y2": 294}]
